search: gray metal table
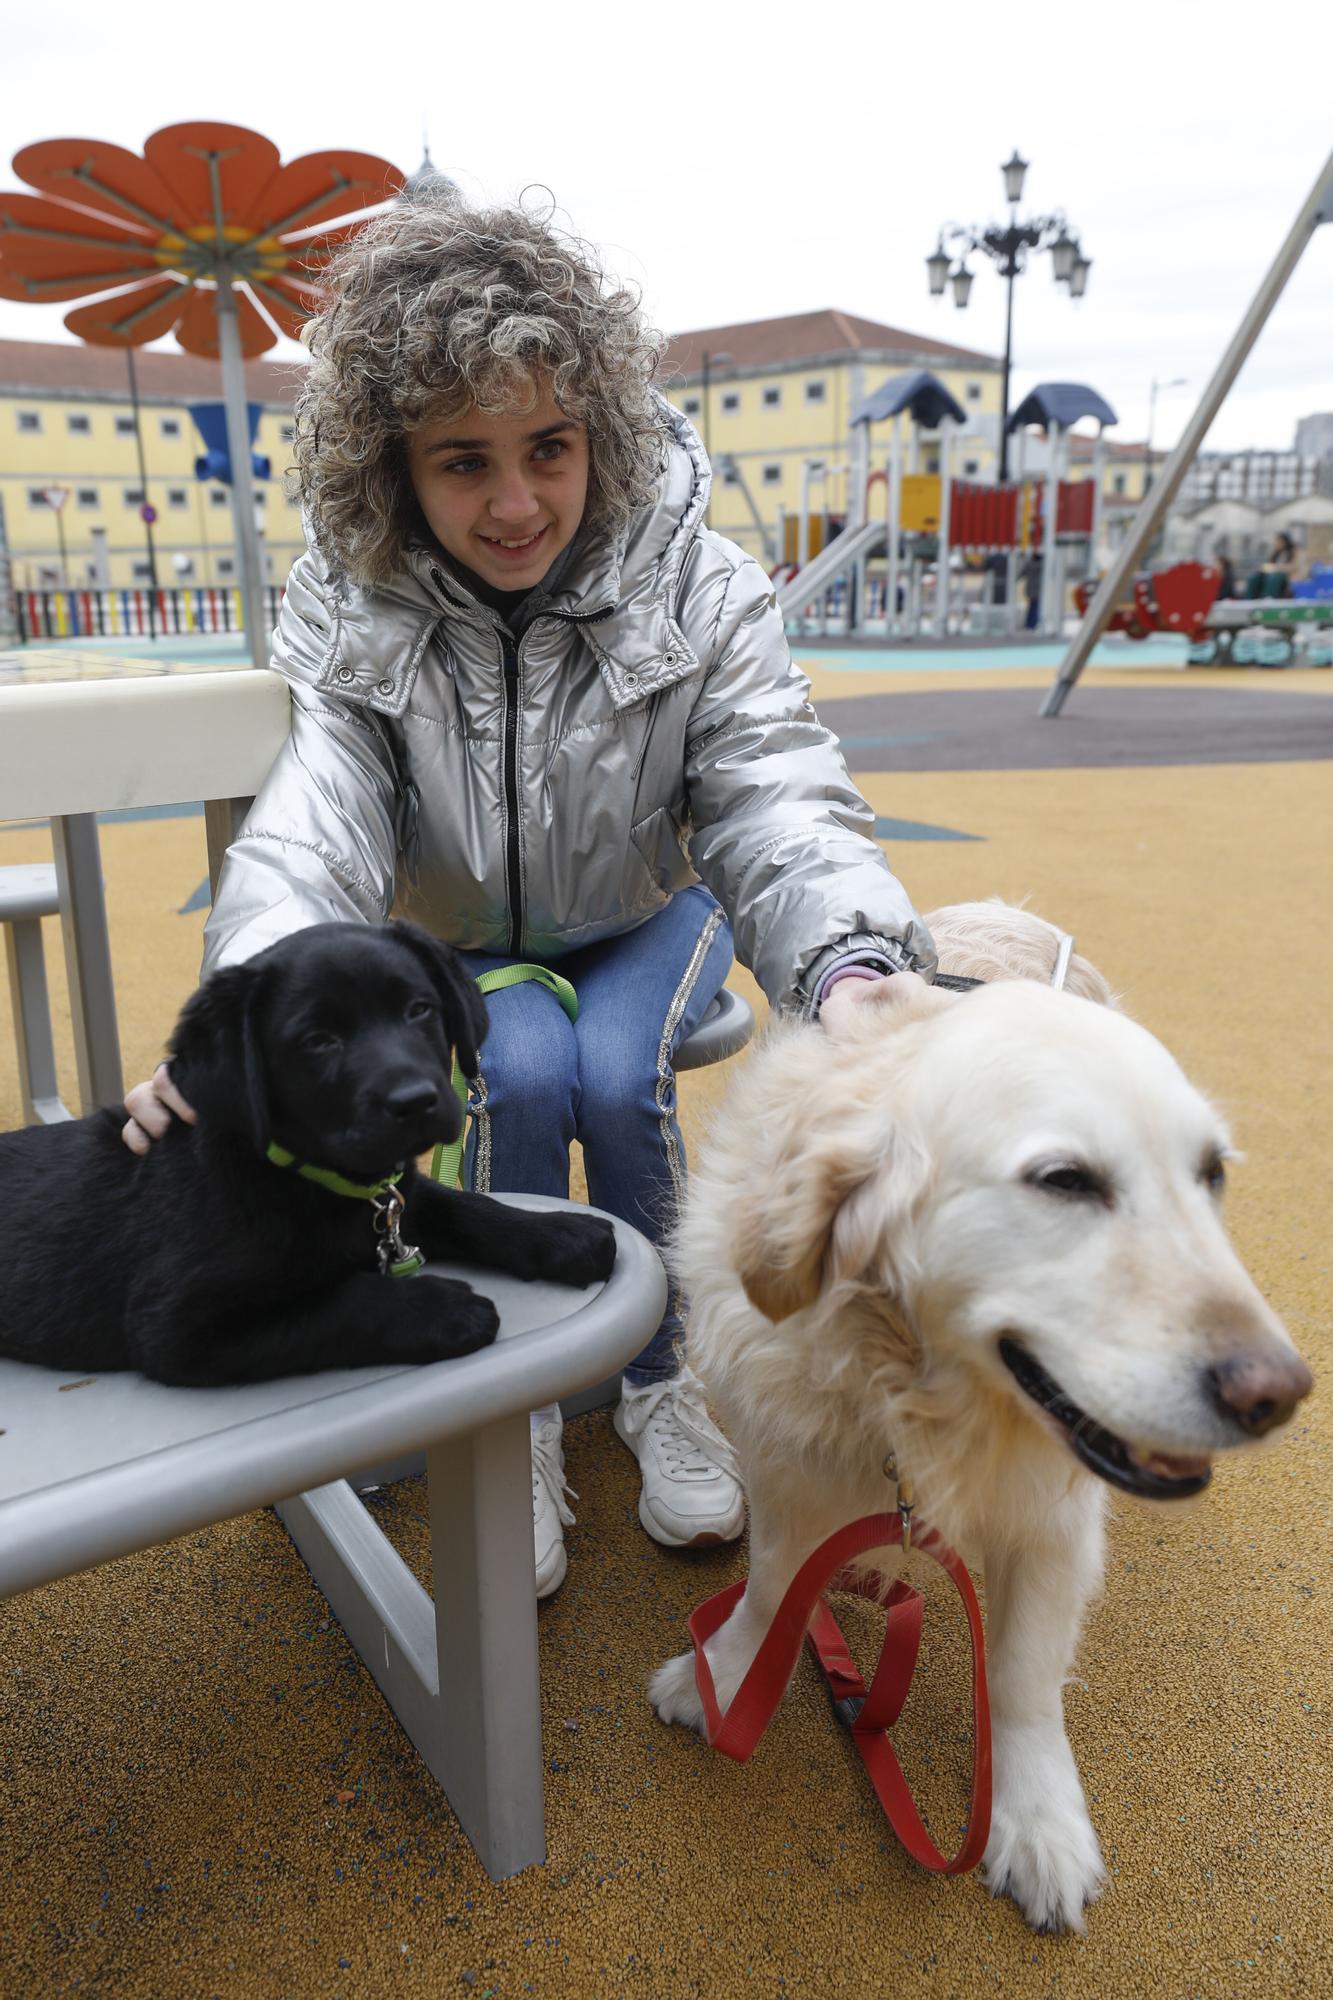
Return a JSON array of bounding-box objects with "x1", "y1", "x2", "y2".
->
[{"x1": 0, "y1": 1196, "x2": 666, "y2": 1879}]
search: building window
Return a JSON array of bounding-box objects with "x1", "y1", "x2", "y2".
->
[
  {"x1": 926, "y1": 457, "x2": 940, "y2": 474},
  {"x1": 115, "y1": 414, "x2": 136, "y2": 435},
  {"x1": 172, "y1": 554, "x2": 196, "y2": 579},
  {"x1": 37, "y1": 564, "x2": 62, "y2": 586},
  {"x1": 762, "y1": 386, "x2": 781, "y2": 408},
  {"x1": 124, "y1": 487, "x2": 144, "y2": 506},
  {"x1": 76, "y1": 487, "x2": 99, "y2": 508},
  {"x1": 721, "y1": 464, "x2": 739, "y2": 485},
  {"x1": 805, "y1": 380, "x2": 827, "y2": 403},
  {"x1": 762, "y1": 463, "x2": 783, "y2": 485},
  {"x1": 1112, "y1": 473, "x2": 1127, "y2": 496},
  {"x1": 67, "y1": 412, "x2": 92, "y2": 435},
  {"x1": 721, "y1": 391, "x2": 740, "y2": 413},
  {"x1": 963, "y1": 459, "x2": 980, "y2": 475},
  {"x1": 159, "y1": 417, "x2": 181, "y2": 438},
  {"x1": 966, "y1": 382, "x2": 982, "y2": 402},
  {"x1": 27, "y1": 488, "x2": 50, "y2": 507},
  {"x1": 131, "y1": 560, "x2": 154, "y2": 580},
  {"x1": 167, "y1": 487, "x2": 188, "y2": 508},
  {"x1": 682, "y1": 395, "x2": 701, "y2": 416},
  {"x1": 17, "y1": 410, "x2": 41, "y2": 433},
  {"x1": 254, "y1": 488, "x2": 267, "y2": 507},
  {"x1": 209, "y1": 487, "x2": 229, "y2": 507},
  {"x1": 217, "y1": 556, "x2": 236, "y2": 577},
  {"x1": 280, "y1": 422, "x2": 295, "y2": 442}
]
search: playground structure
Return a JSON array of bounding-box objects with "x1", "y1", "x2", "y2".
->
[
  {"x1": 1076, "y1": 559, "x2": 1333, "y2": 666},
  {"x1": 774, "y1": 372, "x2": 1116, "y2": 641}
]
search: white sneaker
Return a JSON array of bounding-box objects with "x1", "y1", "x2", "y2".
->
[
  {"x1": 613, "y1": 1367, "x2": 746, "y2": 1548},
  {"x1": 531, "y1": 1406, "x2": 576, "y2": 1599}
]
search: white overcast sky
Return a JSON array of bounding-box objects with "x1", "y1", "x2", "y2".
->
[{"x1": 3, "y1": 0, "x2": 1330, "y2": 454}]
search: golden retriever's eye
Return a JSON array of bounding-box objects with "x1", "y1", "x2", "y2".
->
[
  {"x1": 406, "y1": 998, "x2": 436, "y2": 1023},
  {"x1": 1026, "y1": 1162, "x2": 1111, "y2": 1204}
]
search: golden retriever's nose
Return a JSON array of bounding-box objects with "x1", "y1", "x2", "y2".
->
[{"x1": 1208, "y1": 1352, "x2": 1313, "y2": 1436}]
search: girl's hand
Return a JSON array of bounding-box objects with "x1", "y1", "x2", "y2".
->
[{"x1": 121, "y1": 1063, "x2": 198, "y2": 1155}]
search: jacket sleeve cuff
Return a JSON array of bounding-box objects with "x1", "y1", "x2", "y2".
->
[{"x1": 800, "y1": 922, "x2": 939, "y2": 1019}]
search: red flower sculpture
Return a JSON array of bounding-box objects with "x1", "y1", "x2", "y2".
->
[{"x1": 0, "y1": 121, "x2": 404, "y2": 357}]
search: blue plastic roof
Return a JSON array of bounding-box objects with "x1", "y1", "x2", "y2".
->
[
  {"x1": 853, "y1": 369, "x2": 967, "y2": 429},
  {"x1": 1006, "y1": 382, "x2": 1118, "y2": 432}
]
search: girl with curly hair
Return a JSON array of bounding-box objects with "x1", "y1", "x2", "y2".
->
[{"x1": 124, "y1": 188, "x2": 934, "y2": 1596}]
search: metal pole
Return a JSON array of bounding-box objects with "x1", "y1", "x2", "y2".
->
[
  {"x1": 215, "y1": 283, "x2": 269, "y2": 671},
  {"x1": 935, "y1": 419, "x2": 953, "y2": 637},
  {"x1": 1041, "y1": 423, "x2": 1060, "y2": 634},
  {"x1": 886, "y1": 418, "x2": 901, "y2": 637},
  {"x1": 1091, "y1": 427, "x2": 1106, "y2": 571},
  {"x1": 1042, "y1": 148, "x2": 1333, "y2": 716},
  {"x1": 126, "y1": 350, "x2": 159, "y2": 640},
  {"x1": 53, "y1": 507, "x2": 69, "y2": 591},
  {"x1": 998, "y1": 254, "x2": 1017, "y2": 483}
]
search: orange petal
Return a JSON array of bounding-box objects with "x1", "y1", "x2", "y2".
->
[
  {"x1": 247, "y1": 275, "x2": 314, "y2": 342},
  {"x1": 0, "y1": 192, "x2": 159, "y2": 299},
  {"x1": 172, "y1": 282, "x2": 277, "y2": 359},
  {"x1": 142, "y1": 122, "x2": 281, "y2": 233},
  {"x1": 63, "y1": 278, "x2": 195, "y2": 347},
  {"x1": 241, "y1": 149, "x2": 403, "y2": 237},
  {"x1": 13, "y1": 138, "x2": 183, "y2": 235}
]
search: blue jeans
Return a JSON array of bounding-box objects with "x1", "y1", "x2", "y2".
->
[{"x1": 458, "y1": 885, "x2": 734, "y2": 1386}]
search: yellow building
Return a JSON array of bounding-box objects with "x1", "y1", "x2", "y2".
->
[
  {"x1": 0, "y1": 338, "x2": 306, "y2": 594},
  {"x1": 659, "y1": 309, "x2": 1005, "y2": 564}
]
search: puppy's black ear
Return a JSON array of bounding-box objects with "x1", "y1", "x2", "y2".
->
[
  {"x1": 167, "y1": 963, "x2": 272, "y2": 1151},
  {"x1": 390, "y1": 921, "x2": 489, "y2": 1079}
]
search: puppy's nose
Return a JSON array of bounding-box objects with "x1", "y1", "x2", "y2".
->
[
  {"x1": 383, "y1": 1081, "x2": 440, "y2": 1122},
  {"x1": 1208, "y1": 1351, "x2": 1313, "y2": 1436}
]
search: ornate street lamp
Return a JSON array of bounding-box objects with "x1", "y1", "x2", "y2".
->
[{"x1": 925, "y1": 152, "x2": 1090, "y2": 481}]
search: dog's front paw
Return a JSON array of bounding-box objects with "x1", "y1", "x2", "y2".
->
[
  {"x1": 386, "y1": 1276, "x2": 501, "y2": 1361},
  {"x1": 529, "y1": 1212, "x2": 618, "y2": 1288},
  {"x1": 984, "y1": 1728, "x2": 1105, "y2": 1934},
  {"x1": 649, "y1": 1648, "x2": 709, "y2": 1733}
]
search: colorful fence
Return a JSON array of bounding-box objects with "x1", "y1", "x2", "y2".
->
[{"x1": 14, "y1": 585, "x2": 286, "y2": 643}]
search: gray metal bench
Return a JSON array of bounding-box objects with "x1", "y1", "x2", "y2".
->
[
  {"x1": 1, "y1": 861, "x2": 74, "y2": 1126},
  {"x1": 0, "y1": 1198, "x2": 665, "y2": 1880}
]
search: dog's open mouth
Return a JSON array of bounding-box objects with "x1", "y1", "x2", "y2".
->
[{"x1": 998, "y1": 1337, "x2": 1213, "y2": 1500}]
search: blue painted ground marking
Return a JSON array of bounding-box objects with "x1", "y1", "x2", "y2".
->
[{"x1": 873, "y1": 815, "x2": 983, "y2": 843}]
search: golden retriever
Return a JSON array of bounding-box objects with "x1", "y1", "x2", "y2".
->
[{"x1": 651, "y1": 902, "x2": 1312, "y2": 1933}]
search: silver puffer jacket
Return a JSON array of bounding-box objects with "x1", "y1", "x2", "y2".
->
[{"x1": 203, "y1": 404, "x2": 933, "y2": 1010}]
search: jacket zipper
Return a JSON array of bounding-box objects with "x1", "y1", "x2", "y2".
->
[{"x1": 500, "y1": 632, "x2": 524, "y2": 954}]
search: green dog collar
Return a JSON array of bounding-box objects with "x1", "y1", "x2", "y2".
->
[{"x1": 266, "y1": 1143, "x2": 421, "y2": 1277}]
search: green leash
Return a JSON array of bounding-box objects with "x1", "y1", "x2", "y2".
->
[{"x1": 430, "y1": 963, "x2": 579, "y2": 1188}]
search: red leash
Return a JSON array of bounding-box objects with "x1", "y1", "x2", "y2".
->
[{"x1": 688, "y1": 1511, "x2": 991, "y2": 1874}]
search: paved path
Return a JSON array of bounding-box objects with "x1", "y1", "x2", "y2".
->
[{"x1": 817, "y1": 683, "x2": 1333, "y2": 770}]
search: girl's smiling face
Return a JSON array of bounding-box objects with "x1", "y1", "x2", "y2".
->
[{"x1": 405, "y1": 385, "x2": 590, "y2": 593}]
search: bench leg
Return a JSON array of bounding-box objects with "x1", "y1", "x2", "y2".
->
[
  {"x1": 276, "y1": 1410, "x2": 544, "y2": 1879},
  {"x1": 50, "y1": 812, "x2": 123, "y2": 1114},
  {"x1": 4, "y1": 916, "x2": 72, "y2": 1125}
]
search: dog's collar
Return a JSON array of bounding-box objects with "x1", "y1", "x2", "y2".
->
[
  {"x1": 265, "y1": 1142, "x2": 405, "y2": 1202},
  {"x1": 264, "y1": 1143, "x2": 423, "y2": 1277}
]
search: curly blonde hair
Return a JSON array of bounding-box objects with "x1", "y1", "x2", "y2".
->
[{"x1": 292, "y1": 188, "x2": 667, "y2": 587}]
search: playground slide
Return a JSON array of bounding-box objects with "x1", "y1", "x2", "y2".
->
[{"x1": 775, "y1": 519, "x2": 886, "y2": 620}]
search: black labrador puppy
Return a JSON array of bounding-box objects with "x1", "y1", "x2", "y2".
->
[{"x1": 0, "y1": 921, "x2": 616, "y2": 1386}]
